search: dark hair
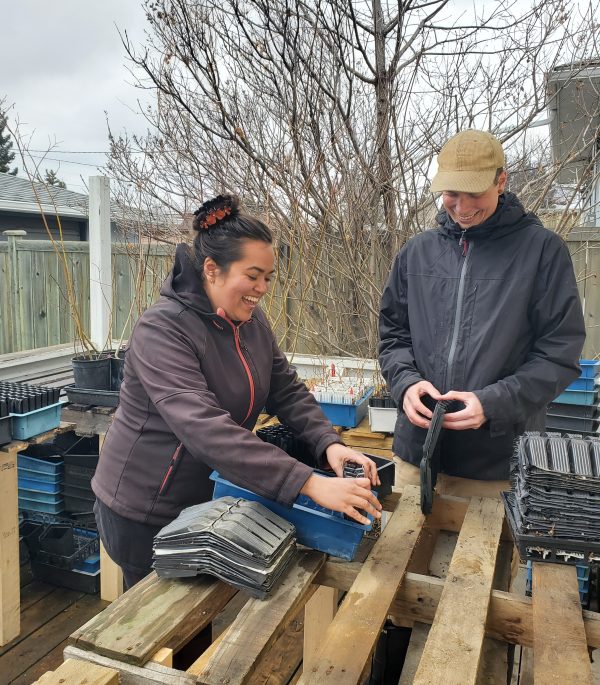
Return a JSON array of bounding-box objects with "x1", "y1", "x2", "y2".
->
[{"x1": 191, "y1": 194, "x2": 272, "y2": 277}]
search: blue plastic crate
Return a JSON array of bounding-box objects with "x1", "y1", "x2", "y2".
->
[
  {"x1": 18, "y1": 477, "x2": 62, "y2": 494},
  {"x1": 10, "y1": 401, "x2": 62, "y2": 440},
  {"x1": 18, "y1": 488, "x2": 63, "y2": 505},
  {"x1": 580, "y1": 360, "x2": 600, "y2": 379},
  {"x1": 567, "y1": 376, "x2": 599, "y2": 391},
  {"x1": 553, "y1": 389, "x2": 599, "y2": 406},
  {"x1": 210, "y1": 471, "x2": 371, "y2": 561},
  {"x1": 318, "y1": 387, "x2": 374, "y2": 428},
  {"x1": 17, "y1": 454, "x2": 63, "y2": 475},
  {"x1": 18, "y1": 497, "x2": 64, "y2": 514}
]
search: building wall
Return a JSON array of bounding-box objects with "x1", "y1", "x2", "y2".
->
[{"x1": 0, "y1": 212, "x2": 86, "y2": 241}]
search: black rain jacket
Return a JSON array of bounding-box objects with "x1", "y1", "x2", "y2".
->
[{"x1": 379, "y1": 192, "x2": 585, "y2": 480}]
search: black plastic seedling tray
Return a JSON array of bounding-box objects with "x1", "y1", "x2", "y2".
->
[
  {"x1": 64, "y1": 384, "x2": 120, "y2": 408},
  {"x1": 548, "y1": 402, "x2": 600, "y2": 420},
  {"x1": 502, "y1": 491, "x2": 600, "y2": 565}
]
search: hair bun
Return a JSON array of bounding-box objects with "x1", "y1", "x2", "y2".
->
[{"x1": 193, "y1": 194, "x2": 240, "y2": 232}]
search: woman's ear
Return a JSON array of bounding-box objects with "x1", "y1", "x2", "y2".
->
[{"x1": 203, "y1": 257, "x2": 218, "y2": 284}]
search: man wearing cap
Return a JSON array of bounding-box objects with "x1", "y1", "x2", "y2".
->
[{"x1": 379, "y1": 130, "x2": 586, "y2": 496}]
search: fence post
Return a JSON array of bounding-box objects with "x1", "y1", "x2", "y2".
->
[
  {"x1": 88, "y1": 176, "x2": 112, "y2": 351},
  {"x1": 3, "y1": 230, "x2": 26, "y2": 353}
]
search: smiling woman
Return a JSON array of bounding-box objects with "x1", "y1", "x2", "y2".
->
[{"x1": 91, "y1": 193, "x2": 382, "y2": 590}]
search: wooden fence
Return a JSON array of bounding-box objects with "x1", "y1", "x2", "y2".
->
[{"x1": 0, "y1": 233, "x2": 599, "y2": 358}]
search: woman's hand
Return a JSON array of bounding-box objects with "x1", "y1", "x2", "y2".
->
[
  {"x1": 300, "y1": 473, "x2": 382, "y2": 525},
  {"x1": 324, "y1": 443, "x2": 380, "y2": 486}
]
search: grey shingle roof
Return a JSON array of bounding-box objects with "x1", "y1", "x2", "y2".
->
[{"x1": 0, "y1": 171, "x2": 88, "y2": 218}]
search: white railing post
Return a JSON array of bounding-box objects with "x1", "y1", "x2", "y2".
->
[{"x1": 88, "y1": 176, "x2": 112, "y2": 352}]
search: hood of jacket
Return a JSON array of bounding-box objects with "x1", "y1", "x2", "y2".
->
[
  {"x1": 435, "y1": 191, "x2": 543, "y2": 242},
  {"x1": 160, "y1": 243, "x2": 216, "y2": 318}
]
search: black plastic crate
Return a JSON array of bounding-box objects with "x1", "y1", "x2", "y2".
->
[
  {"x1": 64, "y1": 483, "x2": 95, "y2": 501},
  {"x1": 34, "y1": 524, "x2": 99, "y2": 570},
  {"x1": 548, "y1": 402, "x2": 599, "y2": 419},
  {"x1": 31, "y1": 560, "x2": 100, "y2": 594},
  {"x1": 546, "y1": 413, "x2": 600, "y2": 433},
  {"x1": 64, "y1": 494, "x2": 96, "y2": 514}
]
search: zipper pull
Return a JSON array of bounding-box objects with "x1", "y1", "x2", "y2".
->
[{"x1": 459, "y1": 232, "x2": 468, "y2": 256}]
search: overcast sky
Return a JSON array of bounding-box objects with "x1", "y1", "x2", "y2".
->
[{"x1": 1, "y1": 1, "x2": 150, "y2": 192}]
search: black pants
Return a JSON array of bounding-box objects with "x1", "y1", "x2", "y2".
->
[{"x1": 93, "y1": 499, "x2": 163, "y2": 590}]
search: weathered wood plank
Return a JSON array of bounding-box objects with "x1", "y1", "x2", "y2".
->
[
  {"x1": 303, "y1": 586, "x2": 339, "y2": 672},
  {"x1": 64, "y1": 644, "x2": 197, "y2": 685},
  {"x1": 194, "y1": 550, "x2": 325, "y2": 685},
  {"x1": 298, "y1": 484, "x2": 425, "y2": 685},
  {"x1": 31, "y1": 658, "x2": 119, "y2": 685},
  {"x1": 532, "y1": 563, "x2": 592, "y2": 684},
  {"x1": 70, "y1": 572, "x2": 237, "y2": 665},
  {"x1": 0, "y1": 442, "x2": 20, "y2": 645},
  {"x1": 412, "y1": 497, "x2": 504, "y2": 685}
]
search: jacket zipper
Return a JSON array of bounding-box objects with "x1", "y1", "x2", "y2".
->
[
  {"x1": 222, "y1": 316, "x2": 255, "y2": 425},
  {"x1": 444, "y1": 233, "x2": 473, "y2": 391},
  {"x1": 158, "y1": 442, "x2": 184, "y2": 495}
]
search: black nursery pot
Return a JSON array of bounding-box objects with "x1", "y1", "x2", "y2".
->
[
  {"x1": 71, "y1": 353, "x2": 112, "y2": 391},
  {"x1": 110, "y1": 350, "x2": 127, "y2": 392}
]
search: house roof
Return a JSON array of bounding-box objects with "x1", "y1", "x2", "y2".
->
[{"x1": 0, "y1": 172, "x2": 89, "y2": 219}]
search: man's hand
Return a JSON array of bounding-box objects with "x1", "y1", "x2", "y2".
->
[
  {"x1": 300, "y1": 473, "x2": 382, "y2": 525},
  {"x1": 440, "y1": 390, "x2": 486, "y2": 430},
  {"x1": 325, "y1": 443, "x2": 380, "y2": 487},
  {"x1": 403, "y1": 381, "x2": 443, "y2": 428}
]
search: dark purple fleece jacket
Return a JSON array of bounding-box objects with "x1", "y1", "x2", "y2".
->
[{"x1": 92, "y1": 244, "x2": 341, "y2": 525}]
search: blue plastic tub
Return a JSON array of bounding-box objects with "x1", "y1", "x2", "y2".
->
[
  {"x1": 18, "y1": 477, "x2": 62, "y2": 494},
  {"x1": 18, "y1": 489, "x2": 63, "y2": 505},
  {"x1": 18, "y1": 497, "x2": 64, "y2": 514},
  {"x1": 568, "y1": 376, "x2": 599, "y2": 391},
  {"x1": 17, "y1": 454, "x2": 63, "y2": 475},
  {"x1": 553, "y1": 389, "x2": 599, "y2": 406},
  {"x1": 318, "y1": 387, "x2": 374, "y2": 428},
  {"x1": 210, "y1": 472, "x2": 371, "y2": 560},
  {"x1": 10, "y1": 402, "x2": 62, "y2": 440},
  {"x1": 580, "y1": 360, "x2": 600, "y2": 379}
]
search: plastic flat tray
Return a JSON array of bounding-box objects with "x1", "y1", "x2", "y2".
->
[
  {"x1": 17, "y1": 467, "x2": 63, "y2": 485},
  {"x1": 18, "y1": 477, "x2": 62, "y2": 494},
  {"x1": 18, "y1": 489, "x2": 63, "y2": 505},
  {"x1": 17, "y1": 453, "x2": 63, "y2": 475},
  {"x1": 31, "y1": 561, "x2": 100, "y2": 594},
  {"x1": 580, "y1": 360, "x2": 600, "y2": 379},
  {"x1": 548, "y1": 402, "x2": 599, "y2": 419},
  {"x1": 545, "y1": 414, "x2": 600, "y2": 433},
  {"x1": 211, "y1": 472, "x2": 371, "y2": 560},
  {"x1": 568, "y1": 376, "x2": 599, "y2": 391},
  {"x1": 318, "y1": 387, "x2": 374, "y2": 428},
  {"x1": 18, "y1": 497, "x2": 64, "y2": 514},
  {"x1": 10, "y1": 402, "x2": 62, "y2": 440},
  {"x1": 553, "y1": 389, "x2": 599, "y2": 406},
  {"x1": 0, "y1": 415, "x2": 11, "y2": 446},
  {"x1": 64, "y1": 384, "x2": 120, "y2": 408}
]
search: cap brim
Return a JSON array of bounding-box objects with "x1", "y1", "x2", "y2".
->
[{"x1": 430, "y1": 169, "x2": 497, "y2": 193}]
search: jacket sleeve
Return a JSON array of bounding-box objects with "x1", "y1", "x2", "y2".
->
[
  {"x1": 378, "y1": 248, "x2": 424, "y2": 406},
  {"x1": 475, "y1": 237, "x2": 585, "y2": 434},
  {"x1": 263, "y1": 327, "x2": 342, "y2": 463},
  {"x1": 129, "y1": 310, "x2": 313, "y2": 506}
]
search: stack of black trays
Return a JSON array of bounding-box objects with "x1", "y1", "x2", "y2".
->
[
  {"x1": 53, "y1": 434, "x2": 99, "y2": 516},
  {"x1": 503, "y1": 431, "x2": 600, "y2": 564},
  {"x1": 256, "y1": 424, "x2": 315, "y2": 467},
  {"x1": 546, "y1": 402, "x2": 600, "y2": 435},
  {"x1": 152, "y1": 496, "x2": 297, "y2": 598},
  {"x1": 0, "y1": 381, "x2": 60, "y2": 413},
  {"x1": 0, "y1": 398, "x2": 11, "y2": 446}
]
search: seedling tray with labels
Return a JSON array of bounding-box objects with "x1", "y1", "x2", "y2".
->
[
  {"x1": 211, "y1": 471, "x2": 372, "y2": 560},
  {"x1": 317, "y1": 386, "x2": 374, "y2": 428}
]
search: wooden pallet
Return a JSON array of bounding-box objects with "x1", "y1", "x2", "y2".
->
[
  {"x1": 339, "y1": 416, "x2": 393, "y2": 458},
  {"x1": 0, "y1": 422, "x2": 77, "y2": 647},
  {"x1": 60, "y1": 485, "x2": 597, "y2": 684}
]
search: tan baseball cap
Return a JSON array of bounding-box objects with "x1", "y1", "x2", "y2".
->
[{"x1": 430, "y1": 130, "x2": 505, "y2": 193}]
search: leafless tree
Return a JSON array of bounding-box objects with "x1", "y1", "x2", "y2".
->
[{"x1": 107, "y1": 0, "x2": 600, "y2": 358}]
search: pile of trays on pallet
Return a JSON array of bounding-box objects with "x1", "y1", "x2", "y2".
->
[
  {"x1": 503, "y1": 431, "x2": 600, "y2": 606},
  {"x1": 0, "y1": 381, "x2": 62, "y2": 446},
  {"x1": 20, "y1": 514, "x2": 100, "y2": 593},
  {"x1": 547, "y1": 359, "x2": 600, "y2": 435},
  {"x1": 17, "y1": 435, "x2": 99, "y2": 519},
  {"x1": 153, "y1": 497, "x2": 297, "y2": 598}
]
